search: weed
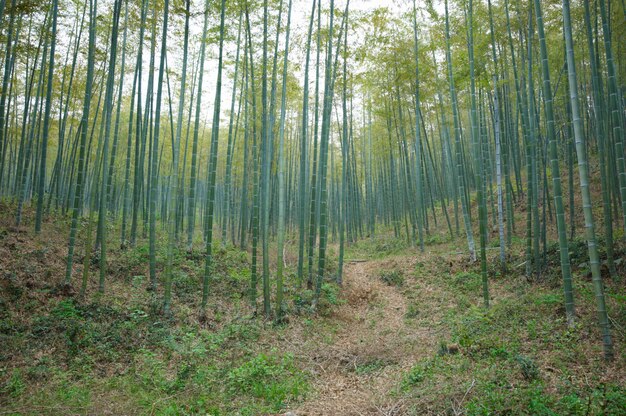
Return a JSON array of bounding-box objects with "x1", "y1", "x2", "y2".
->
[
  {"x1": 354, "y1": 358, "x2": 389, "y2": 375},
  {"x1": 534, "y1": 293, "x2": 562, "y2": 307},
  {"x1": 2, "y1": 369, "x2": 25, "y2": 397},
  {"x1": 347, "y1": 235, "x2": 409, "y2": 259},
  {"x1": 465, "y1": 381, "x2": 553, "y2": 416},
  {"x1": 405, "y1": 302, "x2": 419, "y2": 319},
  {"x1": 52, "y1": 299, "x2": 81, "y2": 320},
  {"x1": 379, "y1": 269, "x2": 404, "y2": 287},
  {"x1": 450, "y1": 271, "x2": 482, "y2": 293},
  {"x1": 488, "y1": 346, "x2": 509, "y2": 359},
  {"x1": 516, "y1": 355, "x2": 540, "y2": 381},
  {"x1": 54, "y1": 380, "x2": 91, "y2": 409},
  {"x1": 322, "y1": 282, "x2": 342, "y2": 306},
  {"x1": 401, "y1": 361, "x2": 431, "y2": 389},
  {"x1": 2, "y1": 272, "x2": 23, "y2": 302},
  {"x1": 437, "y1": 341, "x2": 460, "y2": 356},
  {"x1": 426, "y1": 234, "x2": 447, "y2": 245},
  {"x1": 172, "y1": 270, "x2": 199, "y2": 301},
  {"x1": 26, "y1": 358, "x2": 53, "y2": 382},
  {"x1": 293, "y1": 282, "x2": 344, "y2": 314}
]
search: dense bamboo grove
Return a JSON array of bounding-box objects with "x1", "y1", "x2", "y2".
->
[{"x1": 0, "y1": 0, "x2": 624, "y2": 361}]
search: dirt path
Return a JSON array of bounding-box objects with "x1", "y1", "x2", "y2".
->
[{"x1": 292, "y1": 256, "x2": 448, "y2": 415}]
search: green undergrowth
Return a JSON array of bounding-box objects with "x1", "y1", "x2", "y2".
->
[
  {"x1": 2, "y1": 211, "x2": 624, "y2": 415},
  {"x1": 346, "y1": 232, "x2": 411, "y2": 260},
  {"x1": 396, "y1": 249, "x2": 626, "y2": 416},
  {"x1": 1, "y1": 295, "x2": 309, "y2": 415},
  {"x1": 379, "y1": 269, "x2": 405, "y2": 287},
  {"x1": 0, "y1": 236, "x2": 313, "y2": 415},
  {"x1": 543, "y1": 236, "x2": 626, "y2": 286}
]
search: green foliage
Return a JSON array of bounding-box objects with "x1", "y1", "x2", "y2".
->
[
  {"x1": 379, "y1": 269, "x2": 404, "y2": 287},
  {"x1": 450, "y1": 271, "x2": 482, "y2": 294},
  {"x1": 401, "y1": 359, "x2": 435, "y2": 390},
  {"x1": 353, "y1": 358, "x2": 389, "y2": 375},
  {"x1": 347, "y1": 235, "x2": 410, "y2": 259},
  {"x1": 51, "y1": 299, "x2": 81, "y2": 320},
  {"x1": 227, "y1": 352, "x2": 308, "y2": 411},
  {"x1": 451, "y1": 305, "x2": 512, "y2": 359},
  {"x1": 321, "y1": 282, "x2": 342, "y2": 307},
  {"x1": 116, "y1": 243, "x2": 150, "y2": 276},
  {"x1": 51, "y1": 378, "x2": 91, "y2": 410},
  {"x1": 171, "y1": 269, "x2": 199, "y2": 301},
  {"x1": 425, "y1": 233, "x2": 447, "y2": 245},
  {"x1": 414, "y1": 261, "x2": 426, "y2": 275},
  {"x1": 516, "y1": 355, "x2": 540, "y2": 381},
  {"x1": 534, "y1": 293, "x2": 562, "y2": 307},
  {"x1": 2, "y1": 272, "x2": 22, "y2": 302},
  {"x1": 293, "y1": 288, "x2": 315, "y2": 312},
  {"x1": 29, "y1": 298, "x2": 171, "y2": 366},
  {"x1": 294, "y1": 282, "x2": 344, "y2": 315},
  {"x1": 2, "y1": 369, "x2": 25, "y2": 397},
  {"x1": 465, "y1": 380, "x2": 626, "y2": 416},
  {"x1": 405, "y1": 302, "x2": 419, "y2": 319},
  {"x1": 465, "y1": 382, "x2": 554, "y2": 416}
]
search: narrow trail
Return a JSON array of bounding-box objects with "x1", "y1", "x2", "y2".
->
[{"x1": 292, "y1": 256, "x2": 450, "y2": 415}]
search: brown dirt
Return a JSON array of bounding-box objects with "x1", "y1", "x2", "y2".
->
[{"x1": 288, "y1": 255, "x2": 449, "y2": 416}]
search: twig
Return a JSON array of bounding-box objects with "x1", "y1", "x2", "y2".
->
[
  {"x1": 460, "y1": 379, "x2": 476, "y2": 405},
  {"x1": 451, "y1": 379, "x2": 476, "y2": 415},
  {"x1": 607, "y1": 314, "x2": 624, "y2": 336}
]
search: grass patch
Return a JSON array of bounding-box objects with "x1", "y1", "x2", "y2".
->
[
  {"x1": 449, "y1": 271, "x2": 483, "y2": 294},
  {"x1": 346, "y1": 234, "x2": 410, "y2": 260},
  {"x1": 227, "y1": 352, "x2": 308, "y2": 412}
]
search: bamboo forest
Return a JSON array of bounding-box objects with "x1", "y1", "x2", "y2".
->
[{"x1": 0, "y1": 0, "x2": 625, "y2": 414}]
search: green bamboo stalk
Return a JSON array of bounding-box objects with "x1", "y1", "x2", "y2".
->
[
  {"x1": 201, "y1": 0, "x2": 227, "y2": 314},
  {"x1": 562, "y1": 0, "x2": 613, "y2": 360},
  {"x1": 276, "y1": 0, "x2": 293, "y2": 321},
  {"x1": 34, "y1": 0, "x2": 58, "y2": 234},
  {"x1": 412, "y1": 0, "x2": 424, "y2": 251},
  {"x1": 468, "y1": 0, "x2": 489, "y2": 308},
  {"x1": 187, "y1": 0, "x2": 211, "y2": 250},
  {"x1": 163, "y1": 0, "x2": 190, "y2": 315},
  {"x1": 534, "y1": 0, "x2": 575, "y2": 324},
  {"x1": 65, "y1": 0, "x2": 98, "y2": 286},
  {"x1": 444, "y1": 0, "x2": 475, "y2": 261},
  {"x1": 222, "y1": 13, "x2": 243, "y2": 247},
  {"x1": 97, "y1": 0, "x2": 123, "y2": 293},
  {"x1": 298, "y1": 0, "x2": 317, "y2": 287}
]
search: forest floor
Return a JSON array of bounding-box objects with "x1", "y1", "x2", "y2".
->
[
  {"x1": 291, "y1": 255, "x2": 444, "y2": 415},
  {"x1": 0, "y1": 201, "x2": 625, "y2": 415},
  {"x1": 288, "y1": 238, "x2": 625, "y2": 415}
]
